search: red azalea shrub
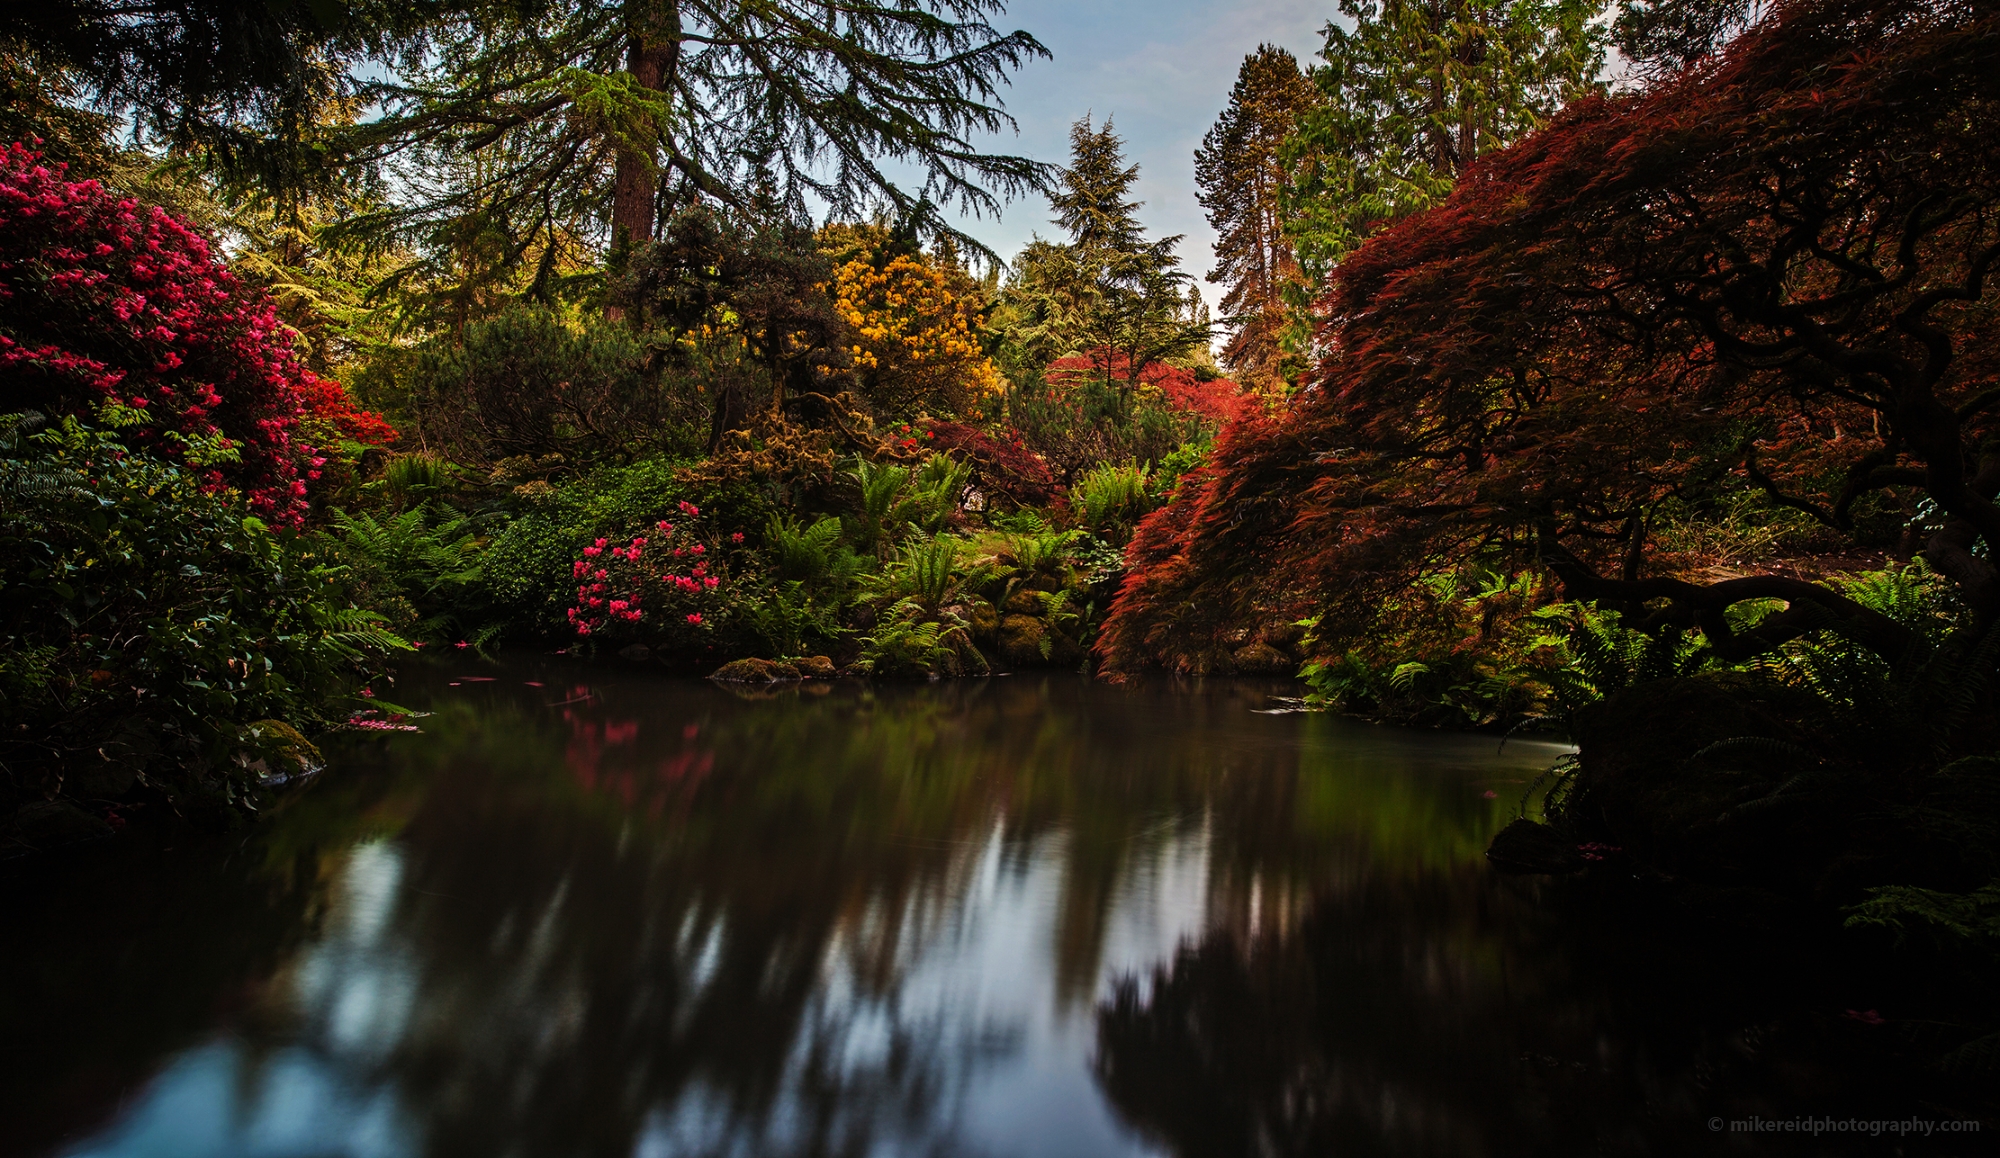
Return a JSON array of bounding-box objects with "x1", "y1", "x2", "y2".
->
[
  {"x1": 0, "y1": 143, "x2": 386, "y2": 524},
  {"x1": 565, "y1": 500, "x2": 733, "y2": 649}
]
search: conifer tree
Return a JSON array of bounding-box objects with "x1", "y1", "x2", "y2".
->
[
  {"x1": 1049, "y1": 116, "x2": 1145, "y2": 254},
  {"x1": 1613, "y1": 0, "x2": 1759, "y2": 80},
  {"x1": 996, "y1": 116, "x2": 1207, "y2": 403},
  {"x1": 1195, "y1": 45, "x2": 1319, "y2": 384},
  {"x1": 1281, "y1": 0, "x2": 1605, "y2": 304},
  {"x1": 336, "y1": 0, "x2": 1051, "y2": 310}
]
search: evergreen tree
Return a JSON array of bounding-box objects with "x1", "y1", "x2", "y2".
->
[
  {"x1": 1049, "y1": 115, "x2": 1145, "y2": 254},
  {"x1": 1612, "y1": 0, "x2": 1760, "y2": 81},
  {"x1": 1280, "y1": 0, "x2": 1605, "y2": 311},
  {"x1": 336, "y1": 0, "x2": 1051, "y2": 312},
  {"x1": 0, "y1": 2, "x2": 413, "y2": 194},
  {"x1": 1194, "y1": 45, "x2": 1319, "y2": 384},
  {"x1": 995, "y1": 116, "x2": 1209, "y2": 412}
]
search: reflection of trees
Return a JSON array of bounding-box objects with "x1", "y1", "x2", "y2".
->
[
  {"x1": 312, "y1": 674, "x2": 1297, "y2": 1155},
  {"x1": 1096, "y1": 870, "x2": 1594, "y2": 1157},
  {"x1": 1094, "y1": 866, "x2": 1957, "y2": 1158},
  {"x1": 20, "y1": 666, "x2": 1573, "y2": 1157},
  {"x1": 316, "y1": 671, "x2": 1560, "y2": 1156}
]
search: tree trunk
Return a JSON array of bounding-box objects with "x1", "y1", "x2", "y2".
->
[
  {"x1": 609, "y1": 39, "x2": 672, "y2": 251},
  {"x1": 606, "y1": 8, "x2": 677, "y2": 322}
]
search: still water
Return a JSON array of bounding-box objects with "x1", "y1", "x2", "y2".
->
[{"x1": 0, "y1": 663, "x2": 1917, "y2": 1157}]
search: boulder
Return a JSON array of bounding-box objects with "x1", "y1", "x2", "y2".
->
[
  {"x1": 999, "y1": 615, "x2": 1047, "y2": 666},
  {"x1": 1230, "y1": 642, "x2": 1295, "y2": 675},
  {"x1": 962, "y1": 596, "x2": 1000, "y2": 638},
  {"x1": 1003, "y1": 588, "x2": 1044, "y2": 615},
  {"x1": 709, "y1": 658, "x2": 802, "y2": 683}
]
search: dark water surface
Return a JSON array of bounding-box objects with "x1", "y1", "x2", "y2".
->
[{"x1": 0, "y1": 663, "x2": 1948, "y2": 1157}]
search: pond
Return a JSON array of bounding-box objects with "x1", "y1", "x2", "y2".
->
[{"x1": 0, "y1": 662, "x2": 1937, "y2": 1157}]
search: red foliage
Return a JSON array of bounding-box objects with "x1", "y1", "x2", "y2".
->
[
  {"x1": 0, "y1": 143, "x2": 375, "y2": 524},
  {"x1": 1099, "y1": 405, "x2": 1311, "y2": 672},
  {"x1": 1045, "y1": 350, "x2": 1245, "y2": 422},
  {"x1": 1102, "y1": 0, "x2": 2000, "y2": 672},
  {"x1": 300, "y1": 375, "x2": 398, "y2": 448},
  {"x1": 922, "y1": 419, "x2": 1056, "y2": 506}
]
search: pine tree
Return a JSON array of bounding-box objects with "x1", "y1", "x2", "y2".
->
[
  {"x1": 995, "y1": 116, "x2": 1209, "y2": 411},
  {"x1": 1195, "y1": 45, "x2": 1319, "y2": 384}
]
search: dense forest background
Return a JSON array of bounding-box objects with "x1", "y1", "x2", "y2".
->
[{"x1": 3, "y1": 0, "x2": 2000, "y2": 1081}]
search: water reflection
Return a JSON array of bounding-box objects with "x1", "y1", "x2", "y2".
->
[{"x1": 11, "y1": 665, "x2": 1624, "y2": 1157}]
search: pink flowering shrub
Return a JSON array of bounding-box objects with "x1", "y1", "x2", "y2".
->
[
  {"x1": 0, "y1": 143, "x2": 388, "y2": 525},
  {"x1": 565, "y1": 500, "x2": 735, "y2": 649}
]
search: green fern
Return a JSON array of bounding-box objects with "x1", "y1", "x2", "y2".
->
[
  {"x1": 843, "y1": 458, "x2": 922, "y2": 558},
  {"x1": 765, "y1": 513, "x2": 868, "y2": 593},
  {"x1": 854, "y1": 598, "x2": 987, "y2": 677},
  {"x1": 1844, "y1": 882, "x2": 2000, "y2": 946},
  {"x1": 910, "y1": 453, "x2": 973, "y2": 532}
]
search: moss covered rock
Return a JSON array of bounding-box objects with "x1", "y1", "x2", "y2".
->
[
  {"x1": 710, "y1": 658, "x2": 802, "y2": 683},
  {"x1": 999, "y1": 615, "x2": 1046, "y2": 666},
  {"x1": 1003, "y1": 588, "x2": 1045, "y2": 615},
  {"x1": 234, "y1": 719, "x2": 325, "y2": 782},
  {"x1": 961, "y1": 596, "x2": 1000, "y2": 639}
]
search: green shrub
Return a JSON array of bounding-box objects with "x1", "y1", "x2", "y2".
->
[
  {"x1": 389, "y1": 304, "x2": 706, "y2": 467},
  {"x1": 1300, "y1": 571, "x2": 1575, "y2": 729},
  {"x1": 0, "y1": 409, "x2": 407, "y2": 825}
]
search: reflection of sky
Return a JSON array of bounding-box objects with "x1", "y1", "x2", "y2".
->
[
  {"x1": 60, "y1": 816, "x2": 1221, "y2": 1158},
  {"x1": 61, "y1": 1043, "x2": 412, "y2": 1158},
  {"x1": 65, "y1": 840, "x2": 423, "y2": 1158}
]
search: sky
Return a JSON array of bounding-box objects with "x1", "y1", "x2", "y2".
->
[{"x1": 942, "y1": 0, "x2": 1336, "y2": 310}]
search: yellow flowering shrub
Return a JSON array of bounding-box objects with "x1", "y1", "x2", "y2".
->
[{"x1": 832, "y1": 252, "x2": 1003, "y2": 421}]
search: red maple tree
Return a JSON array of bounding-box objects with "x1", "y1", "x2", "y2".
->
[
  {"x1": 1045, "y1": 351, "x2": 1246, "y2": 423},
  {"x1": 1102, "y1": 0, "x2": 2000, "y2": 672}
]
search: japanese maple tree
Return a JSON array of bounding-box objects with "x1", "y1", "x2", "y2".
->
[{"x1": 1102, "y1": 0, "x2": 2000, "y2": 672}]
